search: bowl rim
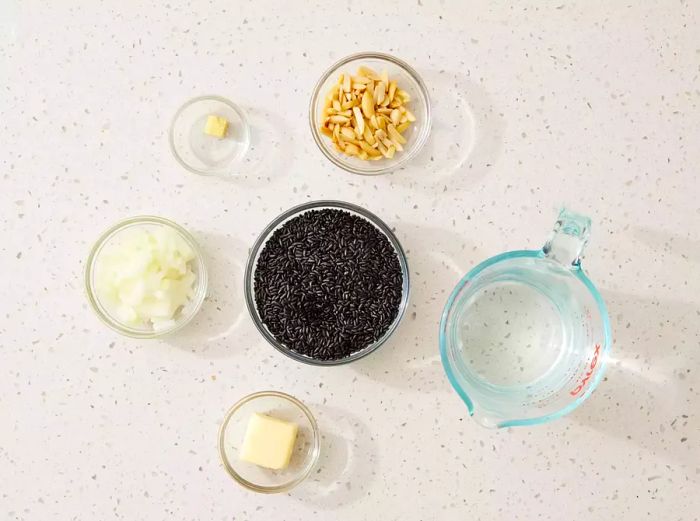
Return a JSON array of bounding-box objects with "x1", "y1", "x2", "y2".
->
[
  {"x1": 244, "y1": 200, "x2": 411, "y2": 366},
  {"x1": 218, "y1": 390, "x2": 321, "y2": 494},
  {"x1": 84, "y1": 215, "x2": 208, "y2": 338},
  {"x1": 308, "y1": 51, "x2": 432, "y2": 176},
  {"x1": 168, "y1": 94, "x2": 251, "y2": 177}
]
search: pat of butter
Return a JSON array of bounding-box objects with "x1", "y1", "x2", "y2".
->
[
  {"x1": 204, "y1": 114, "x2": 229, "y2": 138},
  {"x1": 240, "y1": 413, "x2": 298, "y2": 470}
]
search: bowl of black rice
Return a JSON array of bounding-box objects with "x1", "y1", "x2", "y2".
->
[{"x1": 245, "y1": 200, "x2": 409, "y2": 365}]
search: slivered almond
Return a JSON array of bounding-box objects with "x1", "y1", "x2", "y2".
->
[
  {"x1": 374, "y1": 81, "x2": 386, "y2": 105},
  {"x1": 353, "y1": 106, "x2": 365, "y2": 135},
  {"x1": 344, "y1": 143, "x2": 360, "y2": 155},
  {"x1": 396, "y1": 121, "x2": 410, "y2": 133},
  {"x1": 320, "y1": 126, "x2": 333, "y2": 137},
  {"x1": 361, "y1": 90, "x2": 375, "y2": 118},
  {"x1": 329, "y1": 115, "x2": 350, "y2": 124},
  {"x1": 363, "y1": 125, "x2": 376, "y2": 145},
  {"x1": 365, "y1": 80, "x2": 374, "y2": 99},
  {"x1": 385, "y1": 145, "x2": 396, "y2": 159},
  {"x1": 343, "y1": 74, "x2": 351, "y2": 93},
  {"x1": 390, "y1": 109, "x2": 401, "y2": 126},
  {"x1": 358, "y1": 65, "x2": 379, "y2": 80},
  {"x1": 332, "y1": 100, "x2": 341, "y2": 111},
  {"x1": 340, "y1": 127, "x2": 356, "y2": 140},
  {"x1": 352, "y1": 75, "x2": 372, "y2": 84},
  {"x1": 387, "y1": 124, "x2": 407, "y2": 144},
  {"x1": 359, "y1": 141, "x2": 381, "y2": 156},
  {"x1": 369, "y1": 114, "x2": 379, "y2": 130},
  {"x1": 404, "y1": 109, "x2": 416, "y2": 122},
  {"x1": 380, "y1": 69, "x2": 389, "y2": 85},
  {"x1": 352, "y1": 83, "x2": 367, "y2": 90},
  {"x1": 388, "y1": 81, "x2": 397, "y2": 101}
]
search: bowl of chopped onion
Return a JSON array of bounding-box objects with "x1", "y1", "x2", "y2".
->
[{"x1": 84, "y1": 216, "x2": 208, "y2": 338}]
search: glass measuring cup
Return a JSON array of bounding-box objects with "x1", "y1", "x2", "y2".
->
[{"x1": 440, "y1": 209, "x2": 612, "y2": 428}]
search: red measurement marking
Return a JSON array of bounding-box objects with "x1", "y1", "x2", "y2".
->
[{"x1": 570, "y1": 344, "x2": 601, "y2": 397}]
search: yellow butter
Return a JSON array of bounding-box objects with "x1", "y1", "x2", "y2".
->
[
  {"x1": 204, "y1": 114, "x2": 228, "y2": 138},
  {"x1": 239, "y1": 413, "x2": 298, "y2": 470}
]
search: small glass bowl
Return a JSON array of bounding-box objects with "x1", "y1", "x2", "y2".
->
[
  {"x1": 84, "y1": 216, "x2": 208, "y2": 338},
  {"x1": 218, "y1": 391, "x2": 320, "y2": 493},
  {"x1": 169, "y1": 95, "x2": 250, "y2": 177},
  {"x1": 244, "y1": 200, "x2": 410, "y2": 366},
  {"x1": 309, "y1": 52, "x2": 431, "y2": 175}
]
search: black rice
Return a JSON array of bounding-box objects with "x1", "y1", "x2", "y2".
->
[{"x1": 254, "y1": 208, "x2": 403, "y2": 361}]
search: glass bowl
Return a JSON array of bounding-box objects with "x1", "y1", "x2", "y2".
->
[
  {"x1": 84, "y1": 216, "x2": 208, "y2": 338},
  {"x1": 244, "y1": 200, "x2": 410, "y2": 366},
  {"x1": 218, "y1": 391, "x2": 320, "y2": 493},
  {"x1": 309, "y1": 52, "x2": 431, "y2": 175},
  {"x1": 169, "y1": 95, "x2": 250, "y2": 177}
]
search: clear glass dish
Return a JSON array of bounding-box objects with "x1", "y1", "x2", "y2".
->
[
  {"x1": 169, "y1": 95, "x2": 250, "y2": 177},
  {"x1": 84, "y1": 216, "x2": 208, "y2": 338},
  {"x1": 309, "y1": 52, "x2": 431, "y2": 175},
  {"x1": 218, "y1": 391, "x2": 320, "y2": 494},
  {"x1": 244, "y1": 200, "x2": 410, "y2": 365}
]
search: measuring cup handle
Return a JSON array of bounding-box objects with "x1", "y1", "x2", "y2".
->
[{"x1": 542, "y1": 208, "x2": 592, "y2": 267}]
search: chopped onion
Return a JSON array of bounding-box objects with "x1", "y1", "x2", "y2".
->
[{"x1": 95, "y1": 225, "x2": 197, "y2": 328}]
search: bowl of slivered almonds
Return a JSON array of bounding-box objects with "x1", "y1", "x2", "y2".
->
[{"x1": 309, "y1": 52, "x2": 431, "y2": 175}]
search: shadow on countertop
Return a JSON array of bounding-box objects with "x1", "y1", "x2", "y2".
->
[
  {"x1": 351, "y1": 221, "x2": 486, "y2": 394},
  {"x1": 397, "y1": 68, "x2": 505, "y2": 188},
  {"x1": 291, "y1": 404, "x2": 377, "y2": 509},
  {"x1": 166, "y1": 231, "x2": 249, "y2": 358},
  {"x1": 570, "y1": 289, "x2": 700, "y2": 473}
]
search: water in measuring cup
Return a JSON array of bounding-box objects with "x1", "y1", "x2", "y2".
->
[{"x1": 456, "y1": 269, "x2": 577, "y2": 388}]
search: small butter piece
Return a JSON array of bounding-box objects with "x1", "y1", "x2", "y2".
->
[
  {"x1": 204, "y1": 114, "x2": 228, "y2": 138},
  {"x1": 240, "y1": 413, "x2": 298, "y2": 470}
]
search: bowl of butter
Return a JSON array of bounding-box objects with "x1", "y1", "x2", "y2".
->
[
  {"x1": 169, "y1": 95, "x2": 250, "y2": 176},
  {"x1": 218, "y1": 391, "x2": 320, "y2": 493}
]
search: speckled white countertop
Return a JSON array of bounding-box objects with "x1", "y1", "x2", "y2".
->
[{"x1": 1, "y1": 1, "x2": 699, "y2": 519}]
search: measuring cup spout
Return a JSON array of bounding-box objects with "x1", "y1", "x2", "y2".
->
[
  {"x1": 451, "y1": 389, "x2": 506, "y2": 428},
  {"x1": 542, "y1": 208, "x2": 591, "y2": 267}
]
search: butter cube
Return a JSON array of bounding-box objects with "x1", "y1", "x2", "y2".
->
[
  {"x1": 204, "y1": 114, "x2": 229, "y2": 138},
  {"x1": 240, "y1": 413, "x2": 298, "y2": 470}
]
